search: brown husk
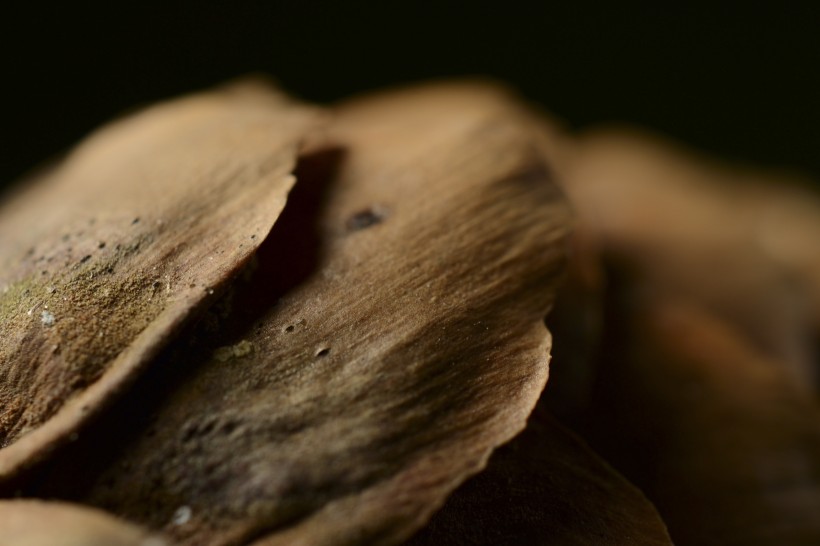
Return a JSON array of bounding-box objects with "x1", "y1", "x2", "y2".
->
[
  {"x1": 0, "y1": 79, "x2": 321, "y2": 483},
  {"x1": 27, "y1": 83, "x2": 571, "y2": 545},
  {"x1": 0, "y1": 499, "x2": 165, "y2": 546}
]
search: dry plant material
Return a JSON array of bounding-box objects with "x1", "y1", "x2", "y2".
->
[
  {"x1": 561, "y1": 130, "x2": 819, "y2": 384},
  {"x1": 556, "y1": 130, "x2": 820, "y2": 544},
  {"x1": 28, "y1": 83, "x2": 571, "y2": 545},
  {"x1": 0, "y1": 499, "x2": 164, "y2": 546},
  {"x1": 591, "y1": 296, "x2": 820, "y2": 546},
  {"x1": 0, "y1": 80, "x2": 320, "y2": 482},
  {"x1": 405, "y1": 405, "x2": 673, "y2": 546}
]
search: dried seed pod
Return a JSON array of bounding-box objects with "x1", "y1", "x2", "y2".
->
[
  {"x1": 30, "y1": 83, "x2": 571, "y2": 545},
  {"x1": 0, "y1": 500, "x2": 165, "y2": 546},
  {"x1": 0, "y1": 80, "x2": 321, "y2": 483}
]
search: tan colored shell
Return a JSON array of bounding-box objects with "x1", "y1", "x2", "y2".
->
[
  {"x1": 0, "y1": 80, "x2": 321, "y2": 482},
  {"x1": 0, "y1": 500, "x2": 165, "y2": 546},
  {"x1": 31, "y1": 82, "x2": 571, "y2": 545}
]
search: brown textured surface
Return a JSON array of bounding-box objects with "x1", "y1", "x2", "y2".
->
[
  {"x1": 0, "y1": 80, "x2": 320, "y2": 482},
  {"x1": 592, "y1": 296, "x2": 820, "y2": 546},
  {"x1": 0, "y1": 500, "x2": 165, "y2": 546},
  {"x1": 405, "y1": 406, "x2": 673, "y2": 546},
  {"x1": 558, "y1": 130, "x2": 820, "y2": 545},
  {"x1": 562, "y1": 129, "x2": 819, "y2": 385},
  {"x1": 31, "y1": 83, "x2": 571, "y2": 545}
]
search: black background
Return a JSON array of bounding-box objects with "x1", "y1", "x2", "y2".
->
[{"x1": 2, "y1": 2, "x2": 819, "y2": 191}]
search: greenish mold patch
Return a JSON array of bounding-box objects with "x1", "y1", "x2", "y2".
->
[{"x1": 0, "y1": 232, "x2": 169, "y2": 447}]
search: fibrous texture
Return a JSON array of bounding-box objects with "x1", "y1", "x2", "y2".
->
[
  {"x1": 6, "y1": 77, "x2": 819, "y2": 546},
  {"x1": 21, "y1": 83, "x2": 572, "y2": 545},
  {"x1": 0, "y1": 80, "x2": 320, "y2": 481}
]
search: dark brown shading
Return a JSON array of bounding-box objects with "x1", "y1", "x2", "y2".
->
[
  {"x1": 405, "y1": 405, "x2": 673, "y2": 546},
  {"x1": 590, "y1": 293, "x2": 820, "y2": 546},
  {"x1": 557, "y1": 130, "x2": 820, "y2": 544},
  {"x1": 562, "y1": 129, "x2": 819, "y2": 388},
  {"x1": 35, "y1": 82, "x2": 571, "y2": 545},
  {"x1": 0, "y1": 80, "x2": 321, "y2": 481},
  {"x1": 0, "y1": 500, "x2": 166, "y2": 546}
]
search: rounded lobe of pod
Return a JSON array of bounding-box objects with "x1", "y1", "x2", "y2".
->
[
  {"x1": 0, "y1": 79, "x2": 322, "y2": 483},
  {"x1": 0, "y1": 500, "x2": 166, "y2": 546},
  {"x1": 34, "y1": 82, "x2": 572, "y2": 546}
]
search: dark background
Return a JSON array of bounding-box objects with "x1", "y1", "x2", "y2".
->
[{"x1": 2, "y1": 2, "x2": 819, "y2": 190}]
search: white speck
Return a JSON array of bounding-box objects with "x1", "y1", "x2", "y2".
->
[
  {"x1": 172, "y1": 505, "x2": 192, "y2": 526},
  {"x1": 40, "y1": 310, "x2": 55, "y2": 326}
]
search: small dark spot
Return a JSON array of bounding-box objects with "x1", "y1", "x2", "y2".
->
[
  {"x1": 346, "y1": 207, "x2": 386, "y2": 232},
  {"x1": 25, "y1": 247, "x2": 35, "y2": 257},
  {"x1": 315, "y1": 347, "x2": 331, "y2": 358},
  {"x1": 221, "y1": 420, "x2": 239, "y2": 434},
  {"x1": 98, "y1": 242, "x2": 106, "y2": 249},
  {"x1": 152, "y1": 281, "x2": 161, "y2": 288},
  {"x1": 88, "y1": 218, "x2": 96, "y2": 225},
  {"x1": 132, "y1": 217, "x2": 140, "y2": 225},
  {"x1": 61, "y1": 234, "x2": 70, "y2": 242},
  {"x1": 41, "y1": 270, "x2": 47, "y2": 276},
  {"x1": 79, "y1": 255, "x2": 92, "y2": 264},
  {"x1": 285, "y1": 324, "x2": 295, "y2": 333},
  {"x1": 200, "y1": 420, "x2": 216, "y2": 435},
  {"x1": 250, "y1": 234, "x2": 257, "y2": 240}
]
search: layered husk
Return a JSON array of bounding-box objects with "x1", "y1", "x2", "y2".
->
[
  {"x1": 24, "y1": 83, "x2": 572, "y2": 545},
  {"x1": 0, "y1": 81, "x2": 320, "y2": 482},
  {"x1": 406, "y1": 402, "x2": 673, "y2": 545},
  {"x1": 0, "y1": 499, "x2": 164, "y2": 546}
]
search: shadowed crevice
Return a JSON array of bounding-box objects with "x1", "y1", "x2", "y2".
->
[{"x1": 14, "y1": 147, "x2": 345, "y2": 501}]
